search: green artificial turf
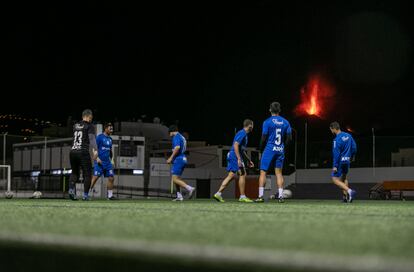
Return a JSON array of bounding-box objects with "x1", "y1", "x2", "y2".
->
[{"x1": 0, "y1": 199, "x2": 413, "y2": 271}]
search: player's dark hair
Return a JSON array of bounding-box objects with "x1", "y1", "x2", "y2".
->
[
  {"x1": 104, "y1": 123, "x2": 113, "y2": 129},
  {"x1": 168, "y1": 125, "x2": 179, "y2": 133},
  {"x1": 270, "y1": 102, "x2": 281, "y2": 114},
  {"x1": 330, "y1": 121, "x2": 340, "y2": 130},
  {"x1": 243, "y1": 119, "x2": 253, "y2": 127},
  {"x1": 82, "y1": 109, "x2": 93, "y2": 118}
]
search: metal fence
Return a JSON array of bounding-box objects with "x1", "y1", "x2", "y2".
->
[
  {"x1": 1, "y1": 133, "x2": 414, "y2": 174},
  {"x1": 295, "y1": 136, "x2": 414, "y2": 169}
]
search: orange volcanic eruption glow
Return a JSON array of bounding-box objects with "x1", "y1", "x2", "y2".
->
[{"x1": 295, "y1": 72, "x2": 335, "y2": 119}]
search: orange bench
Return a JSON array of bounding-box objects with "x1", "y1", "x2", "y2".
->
[
  {"x1": 382, "y1": 181, "x2": 414, "y2": 200},
  {"x1": 383, "y1": 181, "x2": 414, "y2": 191}
]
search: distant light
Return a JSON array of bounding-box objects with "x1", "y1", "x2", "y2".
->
[
  {"x1": 63, "y1": 169, "x2": 72, "y2": 175},
  {"x1": 346, "y1": 126, "x2": 355, "y2": 133},
  {"x1": 133, "y1": 169, "x2": 144, "y2": 175},
  {"x1": 31, "y1": 171, "x2": 41, "y2": 177},
  {"x1": 51, "y1": 170, "x2": 62, "y2": 175}
]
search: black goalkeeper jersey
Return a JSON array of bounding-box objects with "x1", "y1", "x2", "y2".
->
[{"x1": 71, "y1": 120, "x2": 95, "y2": 152}]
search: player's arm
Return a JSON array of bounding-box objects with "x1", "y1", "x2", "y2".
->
[
  {"x1": 332, "y1": 140, "x2": 341, "y2": 172},
  {"x1": 167, "y1": 146, "x2": 180, "y2": 164},
  {"x1": 285, "y1": 133, "x2": 292, "y2": 146},
  {"x1": 285, "y1": 125, "x2": 292, "y2": 147},
  {"x1": 89, "y1": 134, "x2": 98, "y2": 161},
  {"x1": 109, "y1": 149, "x2": 115, "y2": 166},
  {"x1": 351, "y1": 137, "x2": 357, "y2": 162},
  {"x1": 241, "y1": 149, "x2": 254, "y2": 168},
  {"x1": 233, "y1": 141, "x2": 243, "y2": 167},
  {"x1": 259, "y1": 134, "x2": 268, "y2": 153},
  {"x1": 259, "y1": 121, "x2": 269, "y2": 153},
  {"x1": 95, "y1": 136, "x2": 103, "y2": 164}
]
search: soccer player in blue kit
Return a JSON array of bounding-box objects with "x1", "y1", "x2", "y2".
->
[
  {"x1": 329, "y1": 121, "x2": 357, "y2": 203},
  {"x1": 213, "y1": 119, "x2": 254, "y2": 203},
  {"x1": 166, "y1": 125, "x2": 195, "y2": 201},
  {"x1": 90, "y1": 123, "x2": 117, "y2": 200},
  {"x1": 255, "y1": 102, "x2": 292, "y2": 203}
]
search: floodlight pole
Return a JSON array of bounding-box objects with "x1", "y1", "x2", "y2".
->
[
  {"x1": 291, "y1": 128, "x2": 298, "y2": 170},
  {"x1": 291, "y1": 128, "x2": 298, "y2": 185},
  {"x1": 7, "y1": 165, "x2": 11, "y2": 191},
  {"x1": 3, "y1": 133, "x2": 7, "y2": 181},
  {"x1": 304, "y1": 122, "x2": 308, "y2": 169},
  {"x1": 44, "y1": 137, "x2": 47, "y2": 174},
  {"x1": 372, "y1": 128, "x2": 375, "y2": 177}
]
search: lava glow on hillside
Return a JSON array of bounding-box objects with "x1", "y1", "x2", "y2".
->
[{"x1": 295, "y1": 73, "x2": 336, "y2": 119}]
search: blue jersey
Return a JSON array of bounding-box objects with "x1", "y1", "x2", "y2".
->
[
  {"x1": 229, "y1": 129, "x2": 248, "y2": 155},
  {"x1": 332, "y1": 132, "x2": 357, "y2": 167},
  {"x1": 172, "y1": 133, "x2": 187, "y2": 159},
  {"x1": 96, "y1": 133, "x2": 112, "y2": 163},
  {"x1": 262, "y1": 116, "x2": 292, "y2": 154}
]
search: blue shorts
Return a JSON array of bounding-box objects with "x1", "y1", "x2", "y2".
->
[
  {"x1": 172, "y1": 156, "x2": 187, "y2": 176},
  {"x1": 260, "y1": 150, "x2": 284, "y2": 171},
  {"x1": 94, "y1": 161, "x2": 114, "y2": 178},
  {"x1": 331, "y1": 164, "x2": 349, "y2": 178},
  {"x1": 226, "y1": 152, "x2": 245, "y2": 174}
]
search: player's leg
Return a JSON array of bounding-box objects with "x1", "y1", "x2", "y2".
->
[
  {"x1": 171, "y1": 157, "x2": 195, "y2": 199},
  {"x1": 331, "y1": 164, "x2": 355, "y2": 202},
  {"x1": 255, "y1": 150, "x2": 272, "y2": 202},
  {"x1": 332, "y1": 176, "x2": 355, "y2": 202},
  {"x1": 213, "y1": 171, "x2": 235, "y2": 202},
  {"x1": 89, "y1": 175, "x2": 99, "y2": 198},
  {"x1": 274, "y1": 168, "x2": 284, "y2": 199},
  {"x1": 106, "y1": 176, "x2": 115, "y2": 199},
  {"x1": 275, "y1": 154, "x2": 285, "y2": 203},
  {"x1": 90, "y1": 162, "x2": 102, "y2": 191},
  {"x1": 214, "y1": 154, "x2": 237, "y2": 202},
  {"x1": 331, "y1": 177, "x2": 350, "y2": 191},
  {"x1": 173, "y1": 184, "x2": 183, "y2": 201},
  {"x1": 172, "y1": 175, "x2": 195, "y2": 199},
  {"x1": 218, "y1": 172, "x2": 235, "y2": 193},
  {"x1": 275, "y1": 168, "x2": 285, "y2": 202},
  {"x1": 90, "y1": 176, "x2": 99, "y2": 191},
  {"x1": 342, "y1": 178, "x2": 349, "y2": 202},
  {"x1": 238, "y1": 167, "x2": 253, "y2": 203},
  {"x1": 255, "y1": 170, "x2": 267, "y2": 202},
  {"x1": 104, "y1": 163, "x2": 116, "y2": 200},
  {"x1": 80, "y1": 152, "x2": 93, "y2": 200},
  {"x1": 68, "y1": 151, "x2": 80, "y2": 200},
  {"x1": 238, "y1": 170, "x2": 246, "y2": 196},
  {"x1": 343, "y1": 165, "x2": 356, "y2": 202},
  {"x1": 172, "y1": 175, "x2": 189, "y2": 188}
]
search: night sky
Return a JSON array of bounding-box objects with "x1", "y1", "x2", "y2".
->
[{"x1": 5, "y1": 1, "x2": 414, "y2": 145}]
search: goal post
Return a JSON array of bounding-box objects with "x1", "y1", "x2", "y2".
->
[{"x1": 0, "y1": 164, "x2": 11, "y2": 192}]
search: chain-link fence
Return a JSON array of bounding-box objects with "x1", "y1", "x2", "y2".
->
[
  {"x1": 0, "y1": 134, "x2": 60, "y2": 190},
  {"x1": 1, "y1": 133, "x2": 414, "y2": 179},
  {"x1": 0, "y1": 134, "x2": 56, "y2": 165},
  {"x1": 294, "y1": 136, "x2": 414, "y2": 169}
]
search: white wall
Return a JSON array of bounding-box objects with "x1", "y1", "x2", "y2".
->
[{"x1": 296, "y1": 167, "x2": 414, "y2": 184}]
